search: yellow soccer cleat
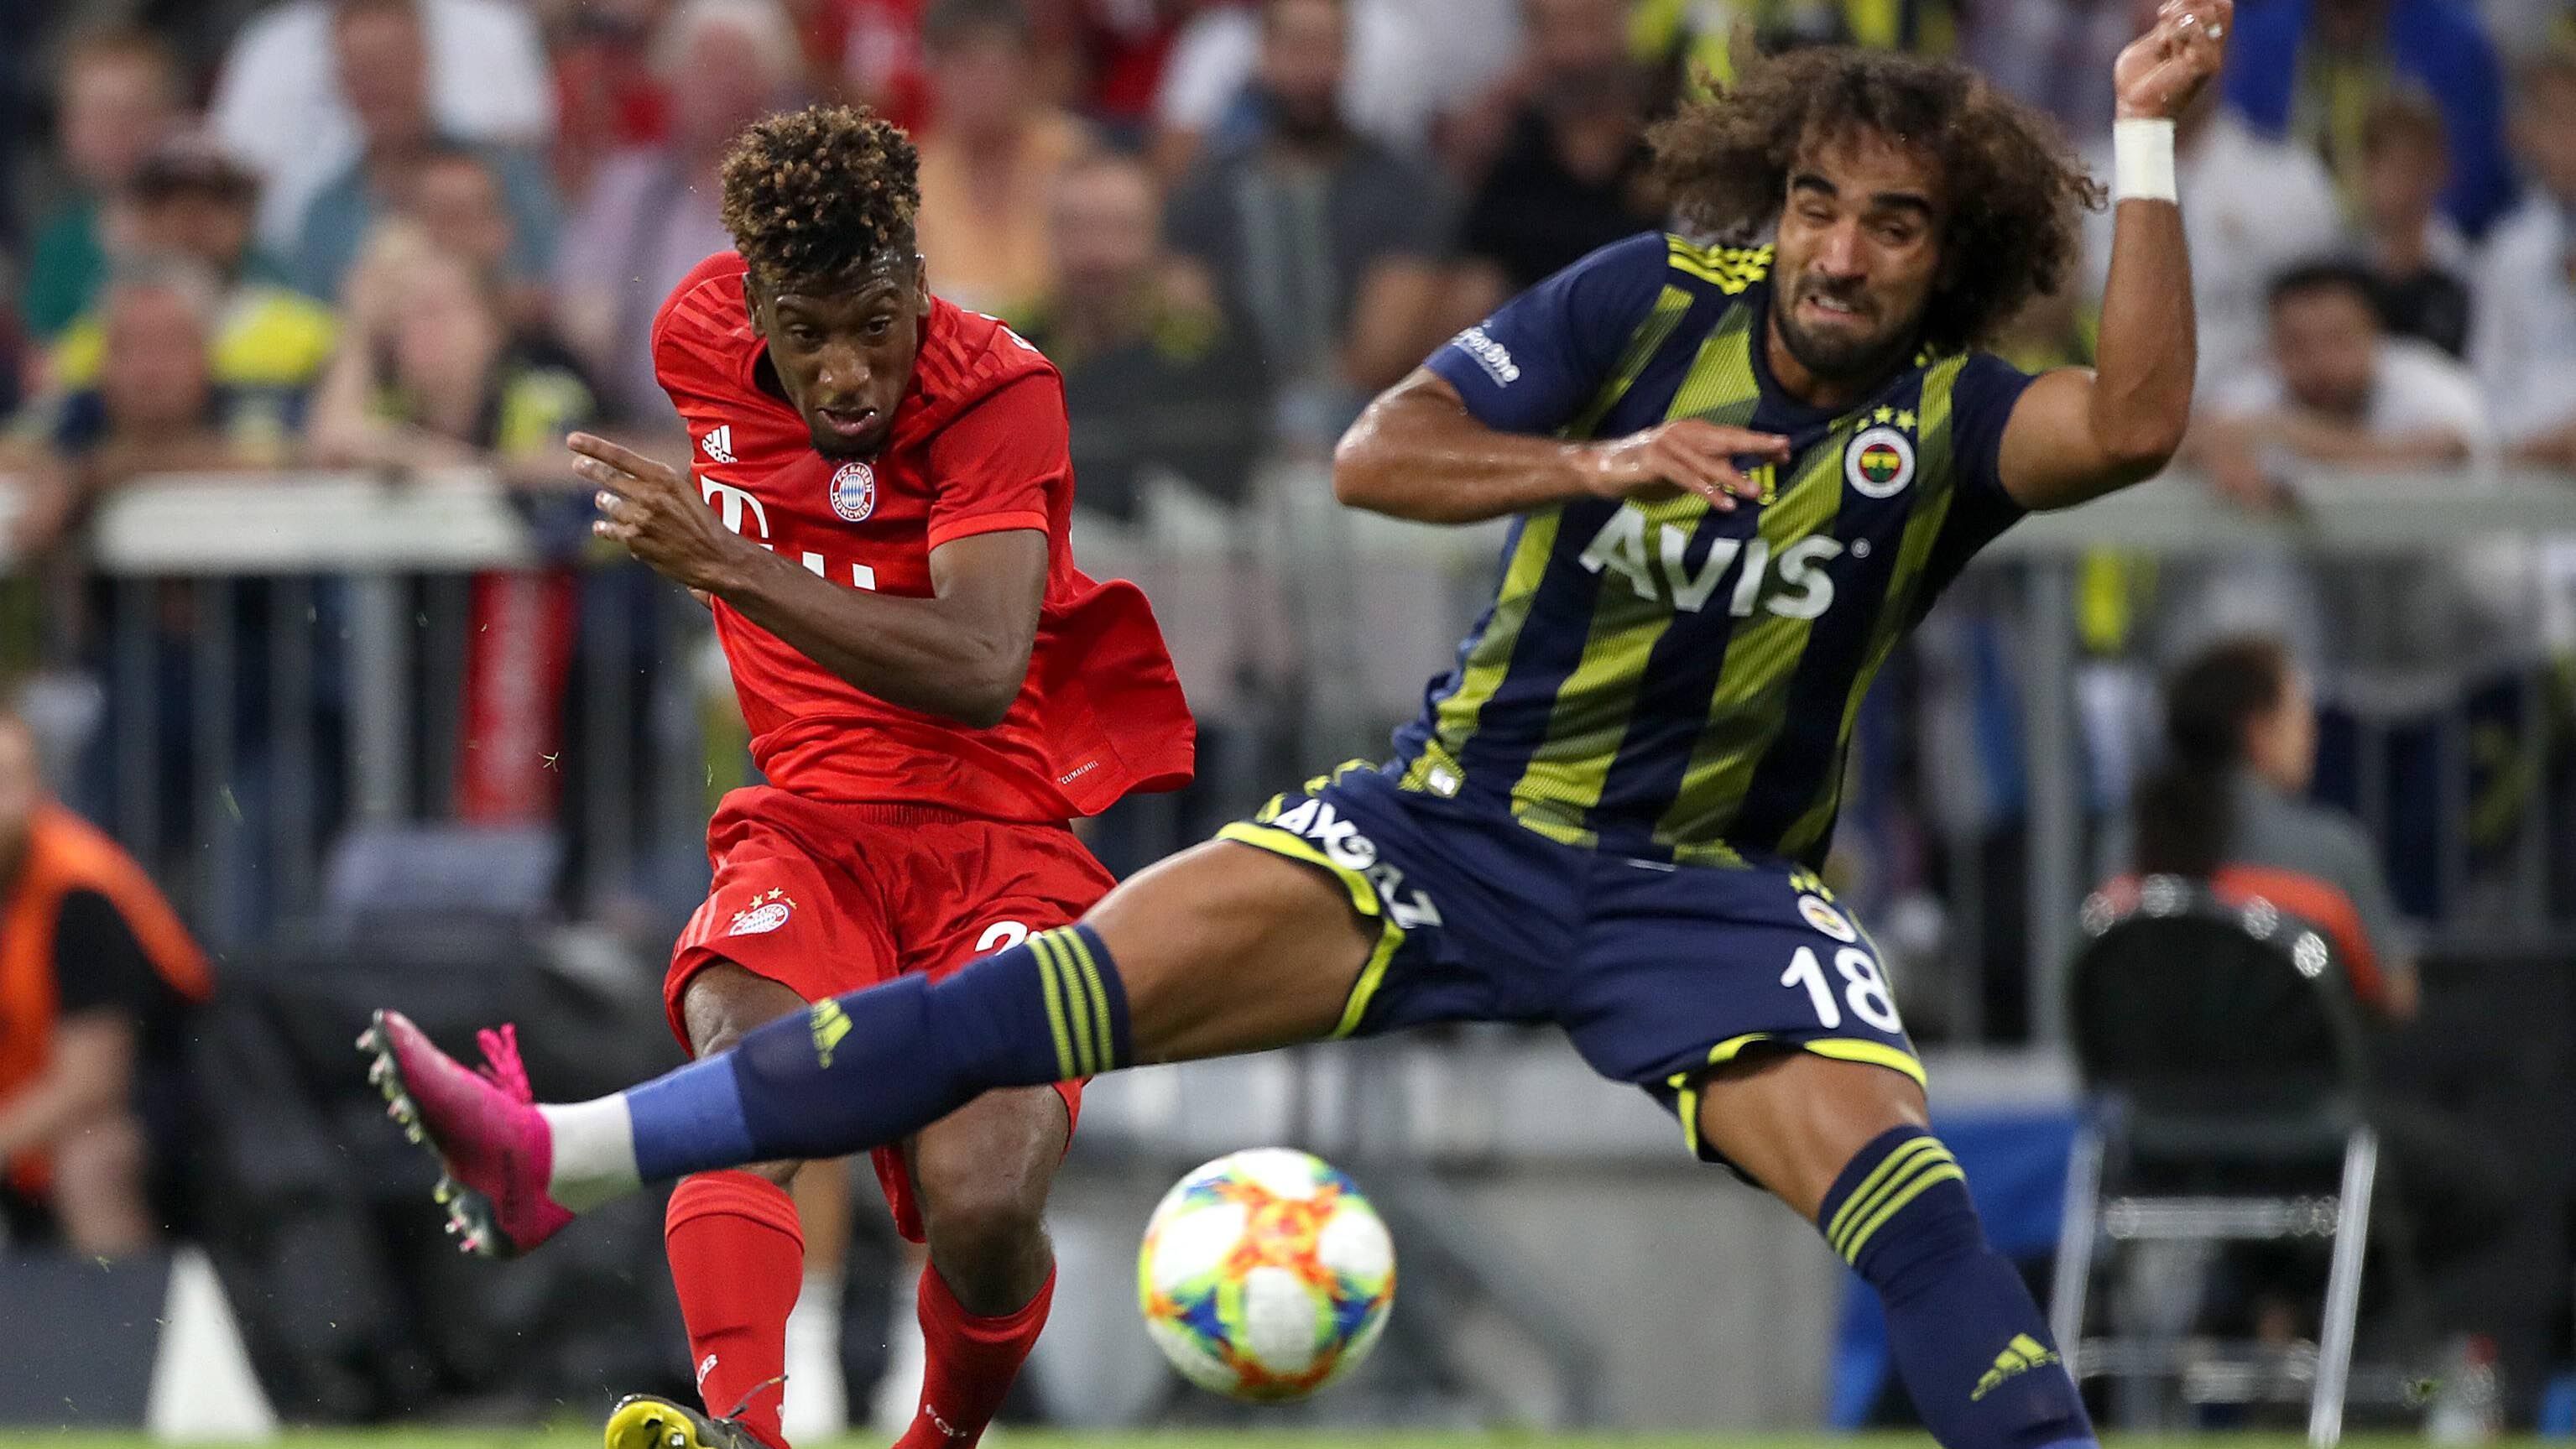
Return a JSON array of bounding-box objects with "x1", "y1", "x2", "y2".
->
[{"x1": 604, "y1": 1394, "x2": 769, "y2": 1449}]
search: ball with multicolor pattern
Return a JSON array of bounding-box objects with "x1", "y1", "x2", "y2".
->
[{"x1": 1136, "y1": 1148, "x2": 1396, "y2": 1401}]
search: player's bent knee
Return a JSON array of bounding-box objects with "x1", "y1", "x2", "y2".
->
[
  {"x1": 684, "y1": 963, "x2": 826, "y2": 1188},
  {"x1": 681, "y1": 959, "x2": 814, "y2": 1058},
  {"x1": 1692, "y1": 1048, "x2": 1930, "y2": 1222}
]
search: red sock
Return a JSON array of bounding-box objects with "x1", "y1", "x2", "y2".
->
[
  {"x1": 666, "y1": 1171, "x2": 804, "y2": 1449},
  {"x1": 892, "y1": 1261, "x2": 1056, "y2": 1449}
]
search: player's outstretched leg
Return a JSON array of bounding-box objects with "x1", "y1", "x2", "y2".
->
[
  {"x1": 361, "y1": 841, "x2": 1372, "y2": 1255},
  {"x1": 1696, "y1": 1053, "x2": 2096, "y2": 1449}
]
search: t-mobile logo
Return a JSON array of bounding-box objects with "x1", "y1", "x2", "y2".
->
[{"x1": 699, "y1": 475, "x2": 772, "y2": 540}]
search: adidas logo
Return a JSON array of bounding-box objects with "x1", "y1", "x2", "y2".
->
[
  {"x1": 701, "y1": 425, "x2": 734, "y2": 464},
  {"x1": 1970, "y1": 1334, "x2": 2061, "y2": 1401}
]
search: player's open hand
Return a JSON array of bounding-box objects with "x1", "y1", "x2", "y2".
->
[
  {"x1": 1577, "y1": 419, "x2": 1791, "y2": 512},
  {"x1": 571, "y1": 433, "x2": 745, "y2": 594},
  {"x1": 2115, "y1": 0, "x2": 2229, "y2": 121}
]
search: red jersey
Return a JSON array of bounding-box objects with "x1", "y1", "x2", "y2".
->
[{"x1": 650, "y1": 250, "x2": 1193, "y2": 820}]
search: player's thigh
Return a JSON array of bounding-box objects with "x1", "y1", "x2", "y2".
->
[
  {"x1": 680, "y1": 960, "x2": 831, "y2": 1188},
  {"x1": 1561, "y1": 861, "x2": 1927, "y2": 1217},
  {"x1": 1690, "y1": 1050, "x2": 1928, "y2": 1222},
  {"x1": 1086, "y1": 838, "x2": 1378, "y2": 1062}
]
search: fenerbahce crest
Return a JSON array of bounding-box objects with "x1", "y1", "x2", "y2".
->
[
  {"x1": 1844, "y1": 425, "x2": 1916, "y2": 498},
  {"x1": 830, "y1": 461, "x2": 876, "y2": 521}
]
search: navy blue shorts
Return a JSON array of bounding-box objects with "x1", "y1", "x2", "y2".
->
[{"x1": 1216, "y1": 764, "x2": 1923, "y2": 1163}]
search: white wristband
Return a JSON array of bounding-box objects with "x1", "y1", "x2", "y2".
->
[{"x1": 2113, "y1": 117, "x2": 2178, "y2": 203}]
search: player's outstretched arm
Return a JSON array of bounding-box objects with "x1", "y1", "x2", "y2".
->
[
  {"x1": 1995, "y1": 0, "x2": 2228, "y2": 513},
  {"x1": 1334, "y1": 370, "x2": 1787, "y2": 524},
  {"x1": 573, "y1": 433, "x2": 1041, "y2": 727}
]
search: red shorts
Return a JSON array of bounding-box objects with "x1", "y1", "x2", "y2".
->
[{"x1": 666, "y1": 786, "x2": 1114, "y2": 1241}]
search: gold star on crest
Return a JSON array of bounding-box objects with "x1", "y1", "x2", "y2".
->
[
  {"x1": 1872, "y1": 405, "x2": 1895, "y2": 424},
  {"x1": 1895, "y1": 409, "x2": 1916, "y2": 430}
]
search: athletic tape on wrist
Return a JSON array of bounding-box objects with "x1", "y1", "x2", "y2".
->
[{"x1": 2114, "y1": 117, "x2": 2178, "y2": 204}]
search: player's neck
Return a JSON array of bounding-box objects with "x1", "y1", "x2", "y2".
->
[{"x1": 1761, "y1": 319, "x2": 1901, "y2": 414}]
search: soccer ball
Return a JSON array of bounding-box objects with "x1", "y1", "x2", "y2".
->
[{"x1": 1135, "y1": 1148, "x2": 1396, "y2": 1401}]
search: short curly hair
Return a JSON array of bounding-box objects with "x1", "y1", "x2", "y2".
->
[
  {"x1": 719, "y1": 104, "x2": 921, "y2": 289},
  {"x1": 1649, "y1": 47, "x2": 2103, "y2": 355}
]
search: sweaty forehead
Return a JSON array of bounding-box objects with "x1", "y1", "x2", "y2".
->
[
  {"x1": 1791, "y1": 126, "x2": 1945, "y2": 211},
  {"x1": 762, "y1": 260, "x2": 916, "y2": 315}
]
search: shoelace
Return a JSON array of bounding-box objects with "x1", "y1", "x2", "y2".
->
[
  {"x1": 473, "y1": 1024, "x2": 533, "y2": 1104},
  {"x1": 724, "y1": 1373, "x2": 789, "y2": 1424}
]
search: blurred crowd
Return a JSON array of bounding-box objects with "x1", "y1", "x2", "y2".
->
[
  {"x1": 0, "y1": 0, "x2": 2571, "y2": 545},
  {"x1": 0, "y1": 0, "x2": 2570, "y2": 968}
]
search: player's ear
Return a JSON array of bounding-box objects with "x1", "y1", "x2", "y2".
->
[
  {"x1": 913, "y1": 253, "x2": 930, "y2": 311},
  {"x1": 741, "y1": 274, "x2": 768, "y2": 339}
]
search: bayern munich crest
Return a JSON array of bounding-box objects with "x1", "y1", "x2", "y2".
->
[
  {"x1": 727, "y1": 889, "x2": 795, "y2": 936},
  {"x1": 1843, "y1": 425, "x2": 1916, "y2": 498},
  {"x1": 829, "y1": 461, "x2": 877, "y2": 522}
]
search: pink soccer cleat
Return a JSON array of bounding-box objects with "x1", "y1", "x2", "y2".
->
[{"x1": 358, "y1": 1009, "x2": 574, "y2": 1258}]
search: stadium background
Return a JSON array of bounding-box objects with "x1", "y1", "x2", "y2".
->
[{"x1": 3, "y1": 0, "x2": 2575, "y2": 1441}]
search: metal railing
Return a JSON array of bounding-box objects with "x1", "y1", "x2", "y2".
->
[{"x1": 4, "y1": 462, "x2": 2572, "y2": 1029}]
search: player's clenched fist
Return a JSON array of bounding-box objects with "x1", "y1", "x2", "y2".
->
[
  {"x1": 2115, "y1": 0, "x2": 2230, "y2": 120},
  {"x1": 1576, "y1": 418, "x2": 1791, "y2": 511},
  {"x1": 572, "y1": 432, "x2": 746, "y2": 594}
]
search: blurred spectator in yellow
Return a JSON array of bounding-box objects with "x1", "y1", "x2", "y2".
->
[
  {"x1": 2472, "y1": 50, "x2": 2576, "y2": 470},
  {"x1": 2355, "y1": 93, "x2": 2470, "y2": 359},
  {"x1": 214, "y1": 0, "x2": 555, "y2": 259},
  {"x1": 558, "y1": 0, "x2": 806, "y2": 425},
  {"x1": 290, "y1": 0, "x2": 561, "y2": 305},
  {"x1": 2078, "y1": 43, "x2": 2344, "y2": 396},
  {"x1": 0, "y1": 707, "x2": 212, "y2": 1255},
  {"x1": 45, "y1": 134, "x2": 339, "y2": 403},
  {"x1": 309, "y1": 231, "x2": 596, "y2": 481},
  {"x1": 1630, "y1": 0, "x2": 1961, "y2": 92},
  {"x1": 2222, "y1": 0, "x2": 2513, "y2": 237},
  {"x1": 1024, "y1": 152, "x2": 1267, "y2": 519},
  {"x1": 1164, "y1": 0, "x2": 1456, "y2": 443},
  {"x1": 2191, "y1": 262, "x2": 2485, "y2": 512},
  {"x1": 18, "y1": 28, "x2": 185, "y2": 341},
  {"x1": 307, "y1": 231, "x2": 601, "y2": 828},
  {"x1": 1450, "y1": 0, "x2": 1667, "y2": 311},
  {"x1": 912, "y1": 0, "x2": 1096, "y2": 321},
  {"x1": 404, "y1": 140, "x2": 566, "y2": 352},
  {"x1": 12, "y1": 263, "x2": 296, "y2": 557}
]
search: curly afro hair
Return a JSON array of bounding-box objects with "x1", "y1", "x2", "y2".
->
[
  {"x1": 719, "y1": 104, "x2": 921, "y2": 289},
  {"x1": 1649, "y1": 46, "x2": 2104, "y2": 355}
]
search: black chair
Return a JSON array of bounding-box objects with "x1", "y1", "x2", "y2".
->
[{"x1": 2047, "y1": 876, "x2": 2382, "y2": 1446}]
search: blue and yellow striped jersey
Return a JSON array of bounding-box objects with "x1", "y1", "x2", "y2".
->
[{"x1": 1400, "y1": 230, "x2": 2036, "y2": 868}]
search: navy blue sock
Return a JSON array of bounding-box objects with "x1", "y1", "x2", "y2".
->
[
  {"x1": 623, "y1": 925, "x2": 1128, "y2": 1182},
  {"x1": 1819, "y1": 1126, "x2": 2094, "y2": 1449}
]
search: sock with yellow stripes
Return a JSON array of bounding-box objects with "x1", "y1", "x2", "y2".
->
[
  {"x1": 616, "y1": 925, "x2": 1127, "y2": 1183},
  {"x1": 1817, "y1": 1126, "x2": 2094, "y2": 1449}
]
